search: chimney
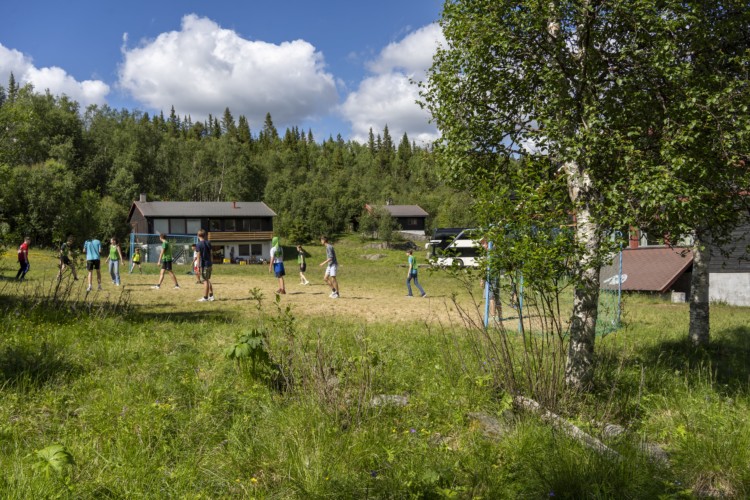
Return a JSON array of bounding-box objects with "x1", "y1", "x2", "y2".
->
[
  {"x1": 233, "y1": 201, "x2": 237, "y2": 209},
  {"x1": 139, "y1": 193, "x2": 147, "y2": 203}
]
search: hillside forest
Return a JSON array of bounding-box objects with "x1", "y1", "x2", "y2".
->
[{"x1": 0, "y1": 75, "x2": 476, "y2": 248}]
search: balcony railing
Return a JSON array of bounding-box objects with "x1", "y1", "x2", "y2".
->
[{"x1": 207, "y1": 231, "x2": 273, "y2": 242}]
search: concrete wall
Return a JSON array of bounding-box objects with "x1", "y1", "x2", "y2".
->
[{"x1": 710, "y1": 272, "x2": 750, "y2": 307}]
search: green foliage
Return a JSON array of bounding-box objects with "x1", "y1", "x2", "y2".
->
[
  {"x1": 225, "y1": 329, "x2": 271, "y2": 378},
  {"x1": 32, "y1": 444, "x2": 75, "y2": 478}
]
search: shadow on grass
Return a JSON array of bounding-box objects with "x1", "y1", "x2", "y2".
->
[
  {"x1": 639, "y1": 325, "x2": 750, "y2": 392},
  {"x1": 130, "y1": 308, "x2": 239, "y2": 323},
  {"x1": 0, "y1": 343, "x2": 83, "y2": 390}
]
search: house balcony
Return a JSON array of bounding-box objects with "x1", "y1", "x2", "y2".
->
[{"x1": 208, "y1": 231, "x2": 274, "y2": 242}]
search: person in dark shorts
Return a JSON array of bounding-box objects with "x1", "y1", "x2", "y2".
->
[
  {"x1": 83, "y1": 237, "x2": 102, "y2": 292},
  {"x1": 57, "y1": 235, "x2": 78, "y2": 281},
  {"x1": 152, "y1": 233, "x2": 180, "y2": 290},
  {"x1": 129, "y1": 247, "x2": 143, "y2": 274},
  {"x1": 269, "y1": 236, "x2": 286, "y2": 294},
  {"x1": 195, "y1": 229, "x2": 214, "y2": 302},
  {"x1": 296, "y1": 244, "x2": 310, "y2": 285}
]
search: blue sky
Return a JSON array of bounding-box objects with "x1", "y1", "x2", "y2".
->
[{"x1": 0, "y1": 0, "x2": 445, "y2": 143}]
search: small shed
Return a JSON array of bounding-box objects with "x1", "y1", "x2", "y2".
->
[
  {"x1": 365, "y1": 204, "x2": 429, "y2": 233},
  {"x1": 600, "y1": 246, "x2": 693, "y2": 295}
]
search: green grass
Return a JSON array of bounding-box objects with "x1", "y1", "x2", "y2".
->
[{"x1": 1, "y1": 238, "x2": 749, "y2": 498}]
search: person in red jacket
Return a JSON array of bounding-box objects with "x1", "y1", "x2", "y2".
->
[{"x1": 15, "y1": 236, "x2": 31, "y2": 281}]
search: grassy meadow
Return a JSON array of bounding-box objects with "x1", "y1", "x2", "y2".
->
[{"x1": 1, "y1": 236, "x2": 749, "y2": 498}]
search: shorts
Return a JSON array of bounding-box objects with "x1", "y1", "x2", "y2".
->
[
  {"x1": 61, "y1": 256, "x2": 71, "y2": 266},
  {"x1": 299, "y1": 263, "x2": 307, "y2": 272},
  {"x1": 86, "y1": 259, "x2": 100, "y2": 271},
  {"x1": 273, "y1": 262, "x2": 286, "y2": 278},
  {"x1": 161, "y1": 260, "x2": 173, "y2": 271},
  {"x1": 201, "y1": 266, "x2": 213, "y2": 280},
  {"x1": 325, "y1": 263, "x2": 337, "y2": 277}
]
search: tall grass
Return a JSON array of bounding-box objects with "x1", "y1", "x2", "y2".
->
[{"x1": 1, "y1": 245, "x2": 749, "y2": 497}]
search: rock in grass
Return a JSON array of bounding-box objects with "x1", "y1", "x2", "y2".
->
[
  {"x1": 602, "y1": 423, "x2": 626, "y2": 440},
  {"x1": 466, "y1": 411, "x2": 515, "y2": 440},
  {"x1": 361, "y1": 254, "x2": 388, "y2": 261},
  {"x1": 642, "y1": 442, "x2": 669, "y2": 466},
  {"x1": 370, "y1": 394, "x2": 409, "y2": 407}
]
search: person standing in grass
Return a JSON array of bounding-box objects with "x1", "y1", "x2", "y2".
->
[
  {"x1": 196, "y1": 229, "x2": 214, "y2": 302},
  {"x1": 56, "y1": 235, "x2": 78, "y2": 281},
  {"x1": 152, "y1": 233, "x2": 180, "y2": 290},
  {"x1": 191, "y1": 243, "x2": 202, "y2": 284},
  {"x1": 269, "y1": 236, "x2": 286, "y2": 294},
  {"x1": 405, "y1": 249, "x2": 426, "y2": 297},
  {"x1": 319, "y1": 235, "x2": 339, "y2": 298},
  {"x1": 296, "y1": 244, "x2": 310, "y2": 285},
  {"x1": 83, "y1": 236, "x2": 102, "y2": 292},
  {"x1": 129, "y1": 247, "x2": 143, "y2": 274},
  {"x1": 15, "y1": 236, "x2": 31, "y2": 282},
  {"x1": 106, "y1": 237, "x2": 124, "y2": 286}
]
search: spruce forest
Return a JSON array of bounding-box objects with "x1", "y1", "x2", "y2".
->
[{"x1": 0, "y1": 75, "x2": 475, "y2": 246}]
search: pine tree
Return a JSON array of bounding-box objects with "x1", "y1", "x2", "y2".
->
[
  {"x1": 237, "y1": 115, "x2": 252, "y2": 144},
  {"x1": 222, "y1": 107, "x2": 237, "y2": 140}
]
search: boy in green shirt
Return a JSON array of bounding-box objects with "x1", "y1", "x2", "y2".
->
[
  {"x1": 406, "y1": 249, "x2": 426, "y2": 298},
  {"x1": 152, "y1": 233, "x2": 180, "y2": 290}
]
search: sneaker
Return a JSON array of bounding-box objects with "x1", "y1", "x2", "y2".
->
[
  {"x1": 208, "y1": 296, "x2": 215, "y2": 301},
  {"x1": 421, "y1": 294, "x2": 427, "y2": 298},
  {"x1": 329, "y1": 291, "x2": 336, "y2": 298},
  {"x1": 86, "y1": 286, "x2": 92, "y2": 292},
  {"x1": 406, "y1": 294, "x2": 413, "y2": 297},
  {"x1": 197, "y1": 297, "x2": 209, "y2": 302},
  {"x1": 97, "y1": 285, "x2": 103, "y2": 291},
  {"x1": 331, "y1": 293, "x2": 339, "y2": 299},
  {"x1": 174, "y1": 285, "x2": 181, "y2": 290},
  {"x1": 151, "y1": 285, "x2": 160, "y2": 289}
]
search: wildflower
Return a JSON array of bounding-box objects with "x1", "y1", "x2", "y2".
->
[
  {"x1": 251, "y1": 477, "x2": 258, "y2": 484},
  {"x1": 370, "y1": 470, "x2": 378, "y2": 478},
  {"x1": 410, "y1": 428, "x2": 417, "y2": 434}
]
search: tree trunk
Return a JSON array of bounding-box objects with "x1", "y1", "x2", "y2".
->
[
  {"x1": 563, "y1": 161, "x2": 601, "y2": 391},
  {"x1": 688, "y1": 229, "x2": 711, "y2": 347}
]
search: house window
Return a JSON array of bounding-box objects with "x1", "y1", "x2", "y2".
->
[
  {"x1": 153, "y1": 219, "x2": 169, "y2": 235},
  {"x1": 249, "y1": 219, "x2": 263, "y2": 231},
  {"x1": 239, "y1": 219, "x2": 250, "y2": 231},
  {"x1": 186, "y1": 219, "x2": 201, "y2": 234},
  {"x1": 251, "y1": 244, "x2": 262, "y2": 256},
  {"x1": 239, "y1": 244, "x2": 250, "y2": 256},
  {"x1": 224, "y1": 219, "x2": 236, "y2": 231},
  {"x1": 170, "y1": 218, "x2": 186, "y2": 234},
  {"x1": 209, "y1": 219, "x2": 222, "y2": 232}
]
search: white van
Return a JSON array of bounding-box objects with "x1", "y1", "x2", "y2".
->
[{"x1": 432, "y1": 229, "x2": 482, "y2": 268}]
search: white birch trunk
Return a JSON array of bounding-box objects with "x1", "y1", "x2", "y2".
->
[
  {"x1": 689, "y1": 229, "x2": 711, "y2": 347},
  {"x1": 563, "y1": 161, "x2": 601, "y2": 390}
]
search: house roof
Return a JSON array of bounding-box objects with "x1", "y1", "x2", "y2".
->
[
  {"x1": 128, "y1": 201, "x2": 277, "y2": 220},
  {"x1": 600, "y1": 247, "x2": 693, "y2": 293},
  {"x1": 367, "y1": 204, "x2": 429, "y2": 217}
]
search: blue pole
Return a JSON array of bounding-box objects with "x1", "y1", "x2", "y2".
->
[
  {"x1": 617, "y1": 244, "x2": 623, "y2": 327},
  {"x1": 518, "y1": 272, "x2": 524, "y2": 333},
  {"x1": 483, "y1": 241, "x2": 493, "y2": 328}
]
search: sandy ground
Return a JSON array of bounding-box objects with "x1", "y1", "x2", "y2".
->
[{"x1": 109, "y1": 270, "x2": 482, "y2": 326}]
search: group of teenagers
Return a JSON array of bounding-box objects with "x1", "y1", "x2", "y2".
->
[
  {"x1": 269, "y1": 235, "x2": 341, "y2": 298},
  {"x1": 16, "y1": 232, "x2": 426, "y2": 299}
]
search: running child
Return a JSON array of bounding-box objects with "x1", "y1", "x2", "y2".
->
[
  {"x1": 405, "y1": 249, "x2": 426, "y2": 298},
  {"x1": 152, "y1": 233, "x2": 180, "y2": 289},
  {"x1": 296, "y1": 244, "x2": 310, "y2": 285},
  {"x1": 15, "y1": 236, "x2": 31, "y2": 282},
  {"x1": 129, "y1": 247, "x2": 143, "y2": 274},
  {"x1": 57, "y1": 235, "x2": 78, "y2": 281},
  {"x1": 83, "y1": 237, "x2": 102, "y2": 292}
]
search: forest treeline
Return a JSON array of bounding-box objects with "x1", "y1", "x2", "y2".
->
[{"x1": 0, "y1": 75, "x2": 475, "y2": 247}]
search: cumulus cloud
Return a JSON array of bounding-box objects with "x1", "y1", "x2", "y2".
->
[
  {"x1": 118, "y1": 14, "x2": 338, "y2": 127},
  {"x1": 0, "y1": 43, "x2": 110, "y2": 108},
  {"x1": 340, "y1": 24, "x2": 445, "y2": 144}
]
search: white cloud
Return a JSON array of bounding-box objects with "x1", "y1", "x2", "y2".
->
[
  {"x1": 340, "y1": 23, "x2": 445, "y2": 145},
  {"x1": 0, "y1": 43, "x2": 110, "y2": 108},
  {"x1": 118, "y1": 14, "x2": 338, "y2": 128}
]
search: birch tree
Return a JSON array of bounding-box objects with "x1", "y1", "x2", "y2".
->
[{"x1": 424, "y1": 0, "x2": 750, "y2": 389}]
